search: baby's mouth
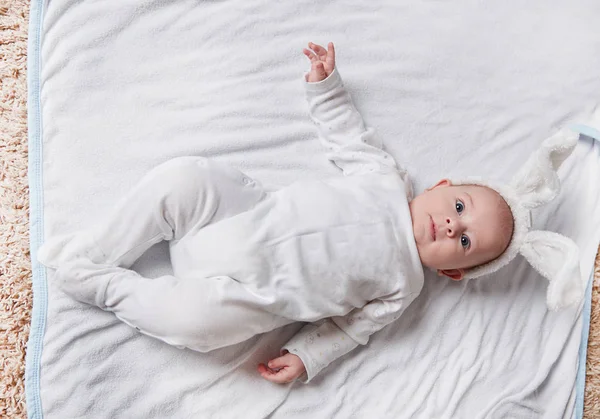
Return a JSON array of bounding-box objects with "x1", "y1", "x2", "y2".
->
[{"x1": 430, "y1": 215, "x2": 436, "y2": 241}]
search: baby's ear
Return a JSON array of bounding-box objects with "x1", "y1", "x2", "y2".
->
[
  {"x1": 438, "y1": 268, "x2": 464, "y2": 281},
  {"x1": 427, "y1": 178, "x2": 452, "y2": 192}
]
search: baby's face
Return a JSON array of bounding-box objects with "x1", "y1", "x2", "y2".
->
[{"x1": 408, "y1": 179, "x2": 513, "y2": 280}]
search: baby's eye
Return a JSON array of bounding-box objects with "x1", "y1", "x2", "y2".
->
[
  {"x1": 456, "y1": 200, "x2": 464, "y2": 214},
  {"x1": 461, "y1": 234, "x2": 470, "y2": 249}
]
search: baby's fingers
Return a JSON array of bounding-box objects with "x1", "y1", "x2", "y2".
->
[
  {"x1": 303, "y1": 48, "x2": 318, "y2": 62},
  {"x1": 308, "y1": 42, "x2": 328, "y2": 61},
  {"x1": 257, "y1": 363, "x2": 295, "y2": 384},
  {"x1": 326, "y1": 42, "x2": 335, "y2": 67}
]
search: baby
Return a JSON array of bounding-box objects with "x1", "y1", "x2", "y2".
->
[{"x1": 37, "y1": 41, "x2": 582, "y2": 386}]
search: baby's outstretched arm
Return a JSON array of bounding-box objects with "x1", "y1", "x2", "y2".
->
[
  {"x1": 261, "y1": 289, "x2": 420, "y2": 384},
  {"x1": 302, "y1": 42, "x2": 399, "y2": 176}
]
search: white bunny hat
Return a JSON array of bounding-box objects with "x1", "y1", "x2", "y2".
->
[{"x1": 447, "y1": 110, "x2": 600, "y2": 312}]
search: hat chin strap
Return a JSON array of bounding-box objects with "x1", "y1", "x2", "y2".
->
[{"x1": 520, "y1": 230, "x2": 583, "y2": 311}]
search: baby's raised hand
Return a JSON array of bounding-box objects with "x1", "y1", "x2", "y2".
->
[
  {"x1": 302, "y1": 41, "x2": 335, "y2": 83},
  {"x1": 257, "y1": 350, "x2": 306, "y2": 384}
]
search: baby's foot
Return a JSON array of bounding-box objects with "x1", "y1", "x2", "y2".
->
[
  {"x1": 38, "y1": 231, "x2": 105, "y2": 270},
  {"x1": 54, "y1": 258, "x2": 118, "y2": 308}
]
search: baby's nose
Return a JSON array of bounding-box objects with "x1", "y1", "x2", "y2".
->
[{"x1": 445, "y1": 217, "x2": 461, "y2": 236}]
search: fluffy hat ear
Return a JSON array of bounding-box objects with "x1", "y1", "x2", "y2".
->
[
  {"x1": 520, "y1": 230, "x2": 583, "y2": 311},
  {"x1": 509, "y1": 128, "x2": 578, "y2": 209}
]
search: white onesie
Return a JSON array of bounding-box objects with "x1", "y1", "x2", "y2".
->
[{"x1": 37, "y1": 67, "x2": 425, "y2": 384}]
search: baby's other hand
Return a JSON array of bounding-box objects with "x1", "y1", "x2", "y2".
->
[
  {"x1": 257, "y1": 350, "x2": 306, "y2": 384},
  {"x1": 302, "y1": 42, "x2": 335, "y2": 83}
]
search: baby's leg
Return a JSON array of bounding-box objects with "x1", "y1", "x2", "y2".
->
[
  {"x1": 37, "y1": 156, "x2": 265, "y2": 269},
  {"x1": 57, "y1": 258, "x2": 293, "y2": 352},
  {"x1": 41, "y1": 156, "x2": 278, "y2": 351}
]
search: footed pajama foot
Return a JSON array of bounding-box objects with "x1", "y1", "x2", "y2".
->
[
  {"x1": 37, "y1": 230, "x2": 106, "y2": 270},
  {"x1": 54, "y1": 258, "x2": 120, "y2": 308}
]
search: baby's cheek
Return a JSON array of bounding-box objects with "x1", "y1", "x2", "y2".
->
[{"x1": 430, "y1": 242, "x2": 455, "y2": 266}]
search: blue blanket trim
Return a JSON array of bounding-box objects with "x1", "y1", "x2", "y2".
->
[
  {"x1": 21, "y1": 2, "x2": 598, "y2": 415},
  {"x1": 24, "y1": 0, "x2": 46, "y2": 417},
  {"x1": 570, "y1": 124, "x2": 600, "y2": 142},
  {"x1": 571, "y1": 124, "x2": 600, "y2": 419},
  {"x1": 575, "y1": 271, "x2": 594, "y2": 418}
]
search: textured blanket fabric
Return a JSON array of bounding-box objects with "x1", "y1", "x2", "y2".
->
[{"x1": 27, "y1": 0, "x2": 600, "y2": 418}]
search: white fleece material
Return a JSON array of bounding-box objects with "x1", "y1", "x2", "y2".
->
[{"x1": 30, "y1": 1, "x2": 600, "y2": 417}]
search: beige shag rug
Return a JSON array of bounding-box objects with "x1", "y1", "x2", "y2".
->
[{"x1": 0, "y1": 1, "x2": 599, "y2": 417}]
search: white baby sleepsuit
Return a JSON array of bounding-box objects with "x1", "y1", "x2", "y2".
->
[{"x1": 37, "y1": 67, "x2": 425, "y2": 383}]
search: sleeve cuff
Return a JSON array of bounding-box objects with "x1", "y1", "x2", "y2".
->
[{"x1": 304, "y1": 67, "x2": 343, "y2": 93}]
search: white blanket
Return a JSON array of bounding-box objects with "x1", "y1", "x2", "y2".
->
[{"x1": 26, "y1": 0, "x2": 600, "y2": 418}]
